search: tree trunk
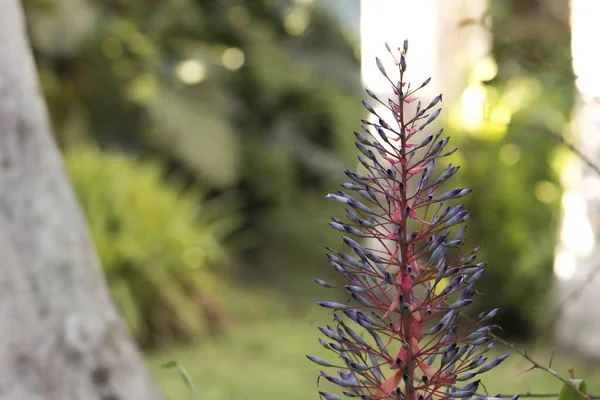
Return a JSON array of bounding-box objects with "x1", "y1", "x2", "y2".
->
[{"x1": 0, "y1": 1, "x2": 165, "y2": 399}]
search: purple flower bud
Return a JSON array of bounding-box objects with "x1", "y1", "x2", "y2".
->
[
  {"x1": 343, "y1": 225, "x2": 367, "y2": 238},
  {"x1": 317, "y1": 301, "x2": 351, "y2": 310},
  {"x1": 375, "y1": 57, "x2": 387, "y2": 77},
  {"x1": 319, "y1": 326, "x2": 341, "y2": 341},
  {"x1": 351, "y1": 294, "x2": 373, "y2": 309},
  {"x1": 479, "y1": 308, "x2": 499, "y2": 322},
  {"x1": 442, "y1": 147, "x2": 458, "y2": 157},
  {"x1": 308, "y1": 355, "x2": 336, "y2": 367},
  {"x1": 427, "y1": 94, "x2": 443, "y2": 110},
  {"x1": 358, "y1": 189, "x2": 376, "y2": 202},
  {"x1": 455, "y1": 372, "x2": 477, "y2": 381},
  {"x1": 355, "y1": 143, "x2": 375, "y2": 160},
  {"x1": 329, "y1": 342, "x2": 345, "y2": 351},
  {"x1": 348, "y1": 199, "x2": 375, "y2": 215},
  {"x1": 321, "y1": 371, "x2": 359, "y2": 387},
  {"x1": 376, "y1": 126, "x2": 389, "y2": 144},
  {"x1": 329, "y1": 222, "x2": 346, "y2": 232},
  {"x1": 345, "y1": 285, "x2": 367, "y2": 294},
  {"x1": 353, "y1": 131, "x2": 370, "y2": 144},
  {"x1": 319, "y1": 392, "x2": 342, "y2": 400},
  {"x1": 419, "y1": 77, "x2": 431, "y2": 88},
  {"x1": 349, "y1": 361, "x2": 370, "y2": 372},
  {"x1": 477, "y1": 354, "x2": 509, "y2": 373},
  {"x1": 449, "y1": 298, "x2": 472, "y2": 310},
  {"x1": 436, "y1": 188, "x2": 471, "y2": 202},
  {"x1": 426, "y1": 322, "x2": 444, "y2": 335},
  {"x1": 362, "y1": 100, "x2": 376, "y2": 115},
  {"x1": 315, "y1": 279, "x2": 333, "y2": 288},
  {"x1": 428, "y1": 137, "x2": 450, "y2": 159},
  {"x1": 342, "y1": 183, "x2": 364, "y2": 191},
  {"x1": 326, "y1": 194, "x2": 350, "y2": 204},
  {"x1": 358, "y1": 219, "x2": 375, "y2": 228},
  {"x1": 468, "y1": 336, "x2": 489, "y2": 346}
]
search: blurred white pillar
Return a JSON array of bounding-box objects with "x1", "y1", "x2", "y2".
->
[
  {"x1": 360, "y1": 0, "x2": 491, "y2": 129},
  {"x1": 553, "y1": 0, "x2": 600, "y2": 357},
  {"x1": 359, "y1": 0, "x2": 491, "y2": 257},
  {"x1": 360, "y1": 0, "x2": 438, "y2": 117}
]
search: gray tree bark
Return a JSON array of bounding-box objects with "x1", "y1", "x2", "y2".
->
[{"x1": 0, "y1": 1, "x2": 165, "y2": 399}]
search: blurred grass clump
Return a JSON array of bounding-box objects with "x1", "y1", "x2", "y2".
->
[{"x1": 65, "y1": 144, "x2": 237, "y2": 348}]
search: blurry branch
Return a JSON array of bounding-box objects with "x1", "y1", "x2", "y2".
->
[
  {"x1": 488, "y1": 329, "x2": 591, "y2": 400},
  {"x1": 544, "y1": 129, "x2": 600, "y2": 177},
  {"x1": 459, "y1": 310, "x2": 592, "y2": 400},
  {"x1": 476, "y1": 393, "x2": 600, "y2": 399}
]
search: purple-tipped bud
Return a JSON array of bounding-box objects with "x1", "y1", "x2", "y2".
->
[
  {"x1": 319, "y1": 326, "x2": 341, "y2": 341},
  {"x1": 317, "y1": 301, "x2": 351, "y2": 311},
  {"x1": 315, "y1": 279, "x2": 333, "y2": 288},
  {"x1": 362, "y1": 100, "x2": 376, "y2": 115},
  {"x1": 346, "y1": 285, "x2": 367, "y2": 294},
  {"x1": 353, "y1": 131, "x2": 370, "y2": 144},
  {"x1": 479, "y1": 308, "x2": 500, "y2": 322},
  {"x1": 449, "y1": 298, "x2": 473, "y2": 310},
  {"x1": 470, "y1": 337, "x2": 490, "y2": 348},
  {"x1": 376, "y1": 57, "x2": 387, "y2": 77},
  {"x1": 436, "y1": 188, "x2": 472, "y2": 202},
  {"x1": 326, "y1": 193, "x2": 350, "y2": 204},
  {"x1": 349, "y1": 361, "x2": 370, "y2": 372},
  {"x1": 477, "y1": 353, "x2": 509, "y2": 373},
  {"x1": 365, "y1": 89, "x2": 377, "y2": 99},
  {"x1": 319, "y1": 391, "x2": 343, "y2": 400},
  {"x1": 426, "y1": 94, "x2": 443, "y2": 109},
  {"x1": 419, "y1": 77, "x2": 432, "y2": 89},
  {"x1": 455, "y1": 372, "x2": 477, "y2": 381},
  {"x1": 321, "y1": 371, "x2": 359, "y2": 387},
  {"x1": 307, "y1": 355, "x2": 336, "y2": 367},
  {"x1": 347, "y1": 199, "x2": 375, "y2": 215},
  {"x1": 352, "y1": 293, "x2": 374, "y2": 308}
]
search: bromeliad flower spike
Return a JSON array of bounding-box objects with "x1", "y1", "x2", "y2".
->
[{"x1": 309, "y1": 41, "x2": 512, "y2": 400}]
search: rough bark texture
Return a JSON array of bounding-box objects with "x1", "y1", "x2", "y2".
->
[{"x1": 0, "y1": 1, "x2": 165, "y2": 399}]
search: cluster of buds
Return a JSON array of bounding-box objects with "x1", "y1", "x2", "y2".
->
[{"x1": 309, "y1": 41, "x2": 512, "y2": 400}]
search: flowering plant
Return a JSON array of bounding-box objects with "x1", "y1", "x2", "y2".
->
[{"x1": 309, "y1": 41, "x2": 510, "y2": 400}]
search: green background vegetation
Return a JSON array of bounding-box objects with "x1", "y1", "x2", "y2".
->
[{"x1": 22, "y1": 0, "x2": 597, "y2": 396}]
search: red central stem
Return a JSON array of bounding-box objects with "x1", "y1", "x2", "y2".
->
[{"x1": 397, "y1": 55, "x2": 415, "y2": 400}]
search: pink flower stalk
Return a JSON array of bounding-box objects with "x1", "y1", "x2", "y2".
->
[{"x1": 309, "y1": 41, "x2": 511, "y2": 400}]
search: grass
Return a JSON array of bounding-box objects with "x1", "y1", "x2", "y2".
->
[{"x1": 146, "y1": 294, "x2": 600, "y2": 399}]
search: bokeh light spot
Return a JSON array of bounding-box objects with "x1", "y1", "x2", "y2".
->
[
  {"x1": 222, "y1": 48, "x2": 245, "y2": 70},
  {"x1": 499, "y1": 143, "x2": 521, "y2": 165},
  {"x1": 176, "y1": 60, "x2": 207, "y2": 84}
]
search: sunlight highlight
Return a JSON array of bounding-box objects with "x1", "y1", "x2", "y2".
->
[
  {"x1": 360, "y1": 0, "x2": 437, "y2": 93},
  {"x1": 571, "y1": 0, "x2": 600, "y2": 97}
]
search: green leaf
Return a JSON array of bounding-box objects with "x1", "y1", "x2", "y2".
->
[
  {"x1": 557, "y1": 379, "x2": 587, "y2": 400},
  {"x1": 162, "y1": 361, "x2": 200, "y2": 400}
]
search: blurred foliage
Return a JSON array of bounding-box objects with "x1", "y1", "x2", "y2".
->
[
  {"x1": 24, "y1": 0, "x2": 577, "y2": 341},
  {"x1": 447, "y1": 0, "x2": 575, "y2": 337},
  {"x1": 25, "y1": 0, "x2": 362, "y2": 294},
  {"x1": 65, "y1": 144, "x2": 237, "y2": 348}
]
